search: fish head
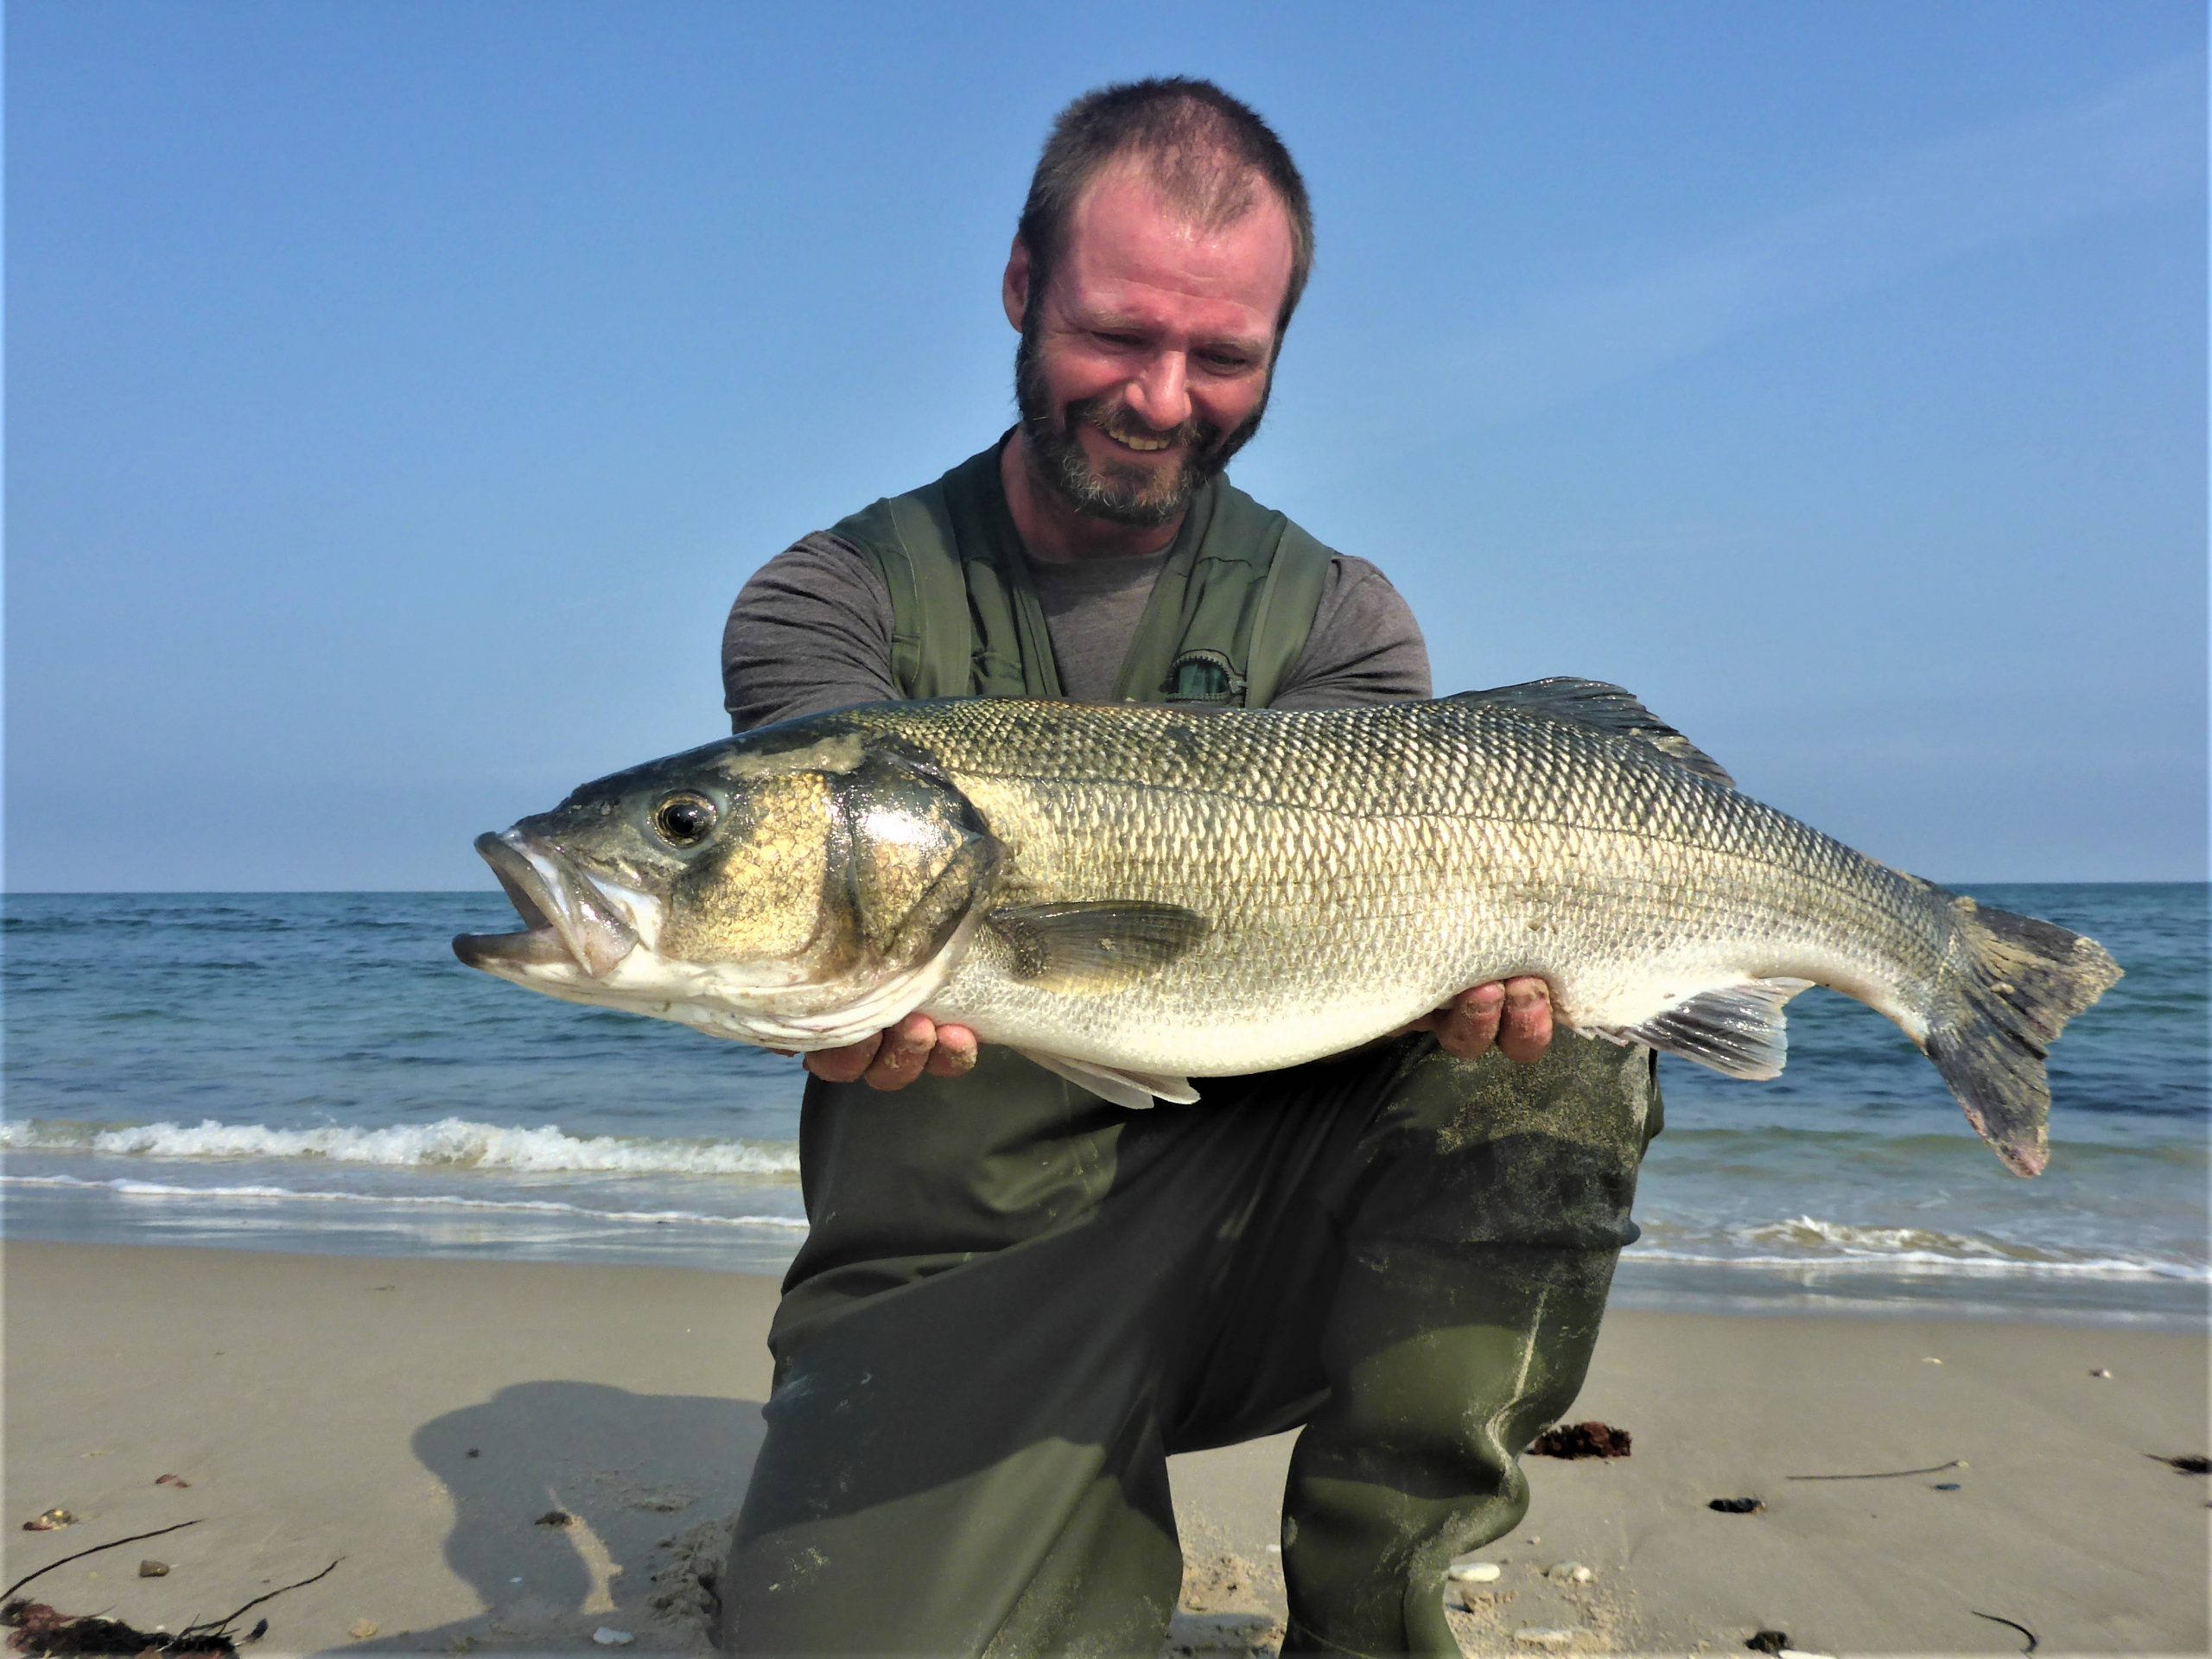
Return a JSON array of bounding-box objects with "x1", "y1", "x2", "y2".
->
[{"x1": 454, "y1": 727, "x2": 1003, "y2": 1048}]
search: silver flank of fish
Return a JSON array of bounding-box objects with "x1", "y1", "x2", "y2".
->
[{"x1": 454, "y1": 681, "x2": 2121, "y2": 1176}]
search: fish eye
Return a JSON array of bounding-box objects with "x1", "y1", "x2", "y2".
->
[{"x1": 651, "y1": 792, "x2": 718, "y2": 848}]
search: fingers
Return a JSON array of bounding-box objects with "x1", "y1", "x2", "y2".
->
[
  {"x1": 1430, "y1": 978, "x2": 1554, "y2": 1064},
  {"x1": 802, "y1": 1031, "x2": 887, "y2": 1085},
  {"x1": 800, "y1": 1015, "x2": 981, "y2": 1090},
  {"x1": 921, "y1": 1024, "x2": 981, "y2": 1078},
  {"x1": 1496, "y1": 976, "x2": 1554, "y2": 1065},
  {"x1": 1432, "y1": 981, "x2": 1504, "y2": 1058},
  {"x1": 861, "y1": 1012, "x2": 938, "y2": 1089}
]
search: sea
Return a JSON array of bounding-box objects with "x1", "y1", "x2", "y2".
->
[{"x1": 3, "y1": 885, "x2": 2204, "y2": 1329}]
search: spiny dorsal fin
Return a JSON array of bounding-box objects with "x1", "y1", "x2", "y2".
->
[
  {"x1": 1449, "y1": 678, "x2": 1734, "y2": 786},
  {"x1": 984, "y1": 900, "x2": 1211, "y2": 992}
]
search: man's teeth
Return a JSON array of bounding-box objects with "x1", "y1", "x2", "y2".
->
[{"x1": 1099, "y1": 425, "x2": 1172, "y2": 452}]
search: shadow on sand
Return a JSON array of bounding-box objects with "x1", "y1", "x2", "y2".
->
[{"x1": 337, "y1": 1381, "x2": 762, "y2": 1655}]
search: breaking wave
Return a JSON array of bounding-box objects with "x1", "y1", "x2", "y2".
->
[
  {"x1": 1630, "y1": 1213, "x2": 2206, "y2": 1281},
  {"x1": 0, "y1": 1116, "x2": 801, "y2": 1179},
  {"x1": 2, "y1": 1172, "x2": 810, "y2": 1231}
]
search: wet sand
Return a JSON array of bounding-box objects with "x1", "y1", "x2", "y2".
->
[{"x1": 4, "y1": 1241, "x2": 2203, "y2": 1655}]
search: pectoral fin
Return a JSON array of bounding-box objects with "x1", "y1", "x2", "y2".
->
[
  {"x1": 1579, "y1": 977, "x2": 1815, "y2": 1079},
  {"x1": 1014, "y1": 1049, "x2": 1202, "y2": 1110},
  {"x1": 985, "y1": 900, "x2": 1211, "y2": 992}
]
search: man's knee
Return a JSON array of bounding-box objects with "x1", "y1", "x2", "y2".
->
[{"x1": 1306, "y1": 1239, "x2": 1618, "y2": 1484}]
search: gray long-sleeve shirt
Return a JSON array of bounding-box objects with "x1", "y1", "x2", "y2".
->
[{"x1": 722, "y1": 530, "x2": 1433, "y2": 733}]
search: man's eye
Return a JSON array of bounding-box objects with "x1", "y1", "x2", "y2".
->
[{"x1": 1200, "y1": 352, "x2": 1252, "y2": 372}]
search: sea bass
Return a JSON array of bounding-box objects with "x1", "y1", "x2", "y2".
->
[{"x1": 454, "y1": 681, "x2": 2120, "y2": 1175}]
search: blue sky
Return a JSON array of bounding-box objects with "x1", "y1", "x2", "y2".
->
[{"x1": 8, "y1": 1, "x2": 2204, "y2": 890}]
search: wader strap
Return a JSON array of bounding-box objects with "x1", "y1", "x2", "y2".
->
[
  {"x1": 879, "y1": 487, "x2": 973, "y2": 701},
  {"x1": 848, "y1": 438, "x2": 1332, "y2": 708},
  {"x1": 1107, "y1": 484, "x2": 1214, "y2": 706},
  {"x1": 1116, "y1": 487, "x2": 1332, "y2": 710},
  {"x1": 1242, "y1": 523, "x2": 1331, "y2": 709},
  {"x1": 946, "y1": 459, "x2": 1062, "y2": 699}
]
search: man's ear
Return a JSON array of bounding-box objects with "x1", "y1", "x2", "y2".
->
[{"x1": 1001, "y1": 236, "x2": 1031, "y2": 332}]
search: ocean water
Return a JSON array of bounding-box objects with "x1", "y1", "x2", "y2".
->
[{"x1": 3, "y1": 886, "x2": 2204, "y2": 1327}]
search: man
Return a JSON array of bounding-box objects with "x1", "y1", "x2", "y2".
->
[{"x1": 719, "y1": 79, "x2": 1658, "y2": 1659}]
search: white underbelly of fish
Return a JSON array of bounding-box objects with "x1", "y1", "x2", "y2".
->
[
  {"x1": 925, "y1": 958, "x2": 1452, "y2": 1077},
  {"x1": 922, "y1": 890, "x2": 1916, "y2": 1084}
]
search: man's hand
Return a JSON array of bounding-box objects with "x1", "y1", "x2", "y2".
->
[
  {"x1": 799, "y1": 980, "x2": 1553, "y2": 1090},
  {"x1": 1404, "y1": 978, "x2": 1554, "y2": 1065},
  {"x1": 802, "y1": 1012, "x2": 981, "y2": 1090}
]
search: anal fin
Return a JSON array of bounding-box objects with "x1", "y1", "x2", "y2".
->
[
  {"x1": 1014, "y1": 1048, "x2": 1202, "y2": 1110},
  {"x1": 1579, "y1": 977, "x2": 1815, "y2": 1079}
]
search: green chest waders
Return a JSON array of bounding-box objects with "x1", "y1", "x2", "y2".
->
[{"x1": 721, "y1": 445, "x2": 1662, "y2": 1659}]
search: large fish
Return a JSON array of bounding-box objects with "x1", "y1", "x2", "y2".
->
[{"x1": 454, "y1": 681, "x2": 2120, "y2": 1175}]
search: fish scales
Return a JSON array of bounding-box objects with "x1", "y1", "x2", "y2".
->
[
  {"x1": 454, "y1": 681, "x2": 2120, "y2": 1174},
  {"x1": 825, "y1": 699, "x2": 1936, "y2": 1070}
]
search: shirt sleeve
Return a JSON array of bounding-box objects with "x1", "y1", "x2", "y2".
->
[
  {"x1": 1268, "y1": 555, "x2": 1433, "y2": 709},
  {"x1": 721, "y1": 532, "x2": 903, "y2": 733}
]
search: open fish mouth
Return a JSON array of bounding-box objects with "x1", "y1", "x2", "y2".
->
[{"x1": 453, "y1": 830, "x2": 639, "y2": 979}]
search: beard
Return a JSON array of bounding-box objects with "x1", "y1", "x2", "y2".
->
[{"x1": 1014, "y1": 313, "x2": 1269, "y2": 528}]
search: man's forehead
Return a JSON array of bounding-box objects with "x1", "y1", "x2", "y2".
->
[{"x1": 1055, "y1": 163, "x2": 1294, "y2": 324}]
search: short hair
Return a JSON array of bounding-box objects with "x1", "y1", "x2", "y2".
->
[{"x1": 1016, "y1": 78, "x2": 1314, "y2": 341}]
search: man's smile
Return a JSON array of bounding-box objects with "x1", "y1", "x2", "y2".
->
[{"x1": 1086, "y1": 412, "x2": 1179, "y2": 454}]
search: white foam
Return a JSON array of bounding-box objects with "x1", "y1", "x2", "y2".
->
[
  {"x1": 1742, "y1": 1214, "x2": 2037, "y2": 1261},
  {"x1": 1626, "y1": 1216, "x2": 2206, "y2": 1281},
  {"x1": 0, "y1": 1116, "x2": 801, "y2": 1179},
  {"x1": 3, "y1": 1172, "x2": 809, "y2": 1230}
]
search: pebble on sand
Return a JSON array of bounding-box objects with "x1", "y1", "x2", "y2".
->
[
  {"x1": 1449, "y1": 1560, "x2": 1503, "y2": 1585},
  {"x1": 22, "y1": 1508, "x2": 77, "y2": 1531},
  {"x1": 138, "y1": 1560, "x2": 170, "y2": 1578},
  {"x1": 1546, "y1": 1561, "x2": 1594, "y2": 1584},
  {"x1": 350, "y1": 1621, "x2": 379, "y2": 1639},
  {"x1": 1512, "y1": 1626, "x2": 1582, "y2": 1648},
  {"x1": 592, "y1": 1629, "x2": 635, "y2": 1647}
]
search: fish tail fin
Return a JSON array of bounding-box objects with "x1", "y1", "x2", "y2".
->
[{"x1": 1925, "y1": 898, "x2": 2121, "y2": 1178}]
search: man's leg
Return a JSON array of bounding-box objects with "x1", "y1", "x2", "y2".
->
[
  {"x1": 1280, "y1": 1236, "x2": 1618, "y2": 1657},
  {"x1": 1280, "y1": 1037, "x2": 1659, "y2": 1659},
  {"x1": 725, "y1": 1225, "x2": 1189, "y2": 1657},
  {"x1": 722, "y1": 1047, "x2": 1371, "y2": 1657}
]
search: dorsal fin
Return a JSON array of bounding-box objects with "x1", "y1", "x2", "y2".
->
[{"x1": 1448, "y1": 678, "x2": 1734, "y2": 786}]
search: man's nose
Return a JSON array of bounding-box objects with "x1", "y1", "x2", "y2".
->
[{"x1": 1124, "y1": 353, "x2": 1191, "y2": 432}]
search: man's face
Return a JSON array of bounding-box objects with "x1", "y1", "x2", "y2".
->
[{"x1": 1007, "y1": 166, "x2": 1295, "y2": 527}]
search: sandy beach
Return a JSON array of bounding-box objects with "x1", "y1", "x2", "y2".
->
[{"x1": 3, "y1": 1241, "x2": 2202, "y2": 1656}]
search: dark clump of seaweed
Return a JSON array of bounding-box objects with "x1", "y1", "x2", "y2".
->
[
  {"x1": 1528, "y1": 1421, "x2": 1632, "y2": 1459},
  {"x1": 4, "y1": 1599, "x2": 241, "y2": 1657},
  {"x1": 2, "y1": 1521, "x2": 331, "y2": 1657}
]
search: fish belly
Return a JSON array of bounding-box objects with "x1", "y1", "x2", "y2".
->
[{"x1": 925, "y1": 770, "x2": 1949, "y2": 1079}]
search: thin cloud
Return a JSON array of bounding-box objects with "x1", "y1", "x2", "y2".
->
[{"x1": 1459, "y1": 55, "x2": 2202, "y2": 420}]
